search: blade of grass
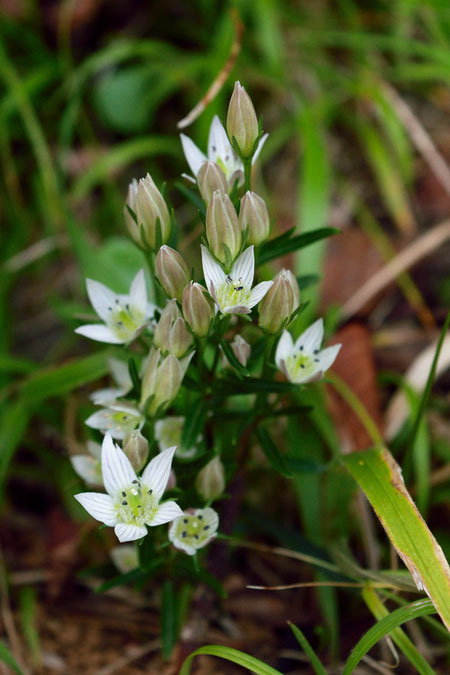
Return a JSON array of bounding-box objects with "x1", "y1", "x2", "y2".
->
[
  {"x1": 288, "y1": 622, "x2": 327, "y2": 675},
  {"x1": 179, "y1": 645, "x2": 283, "y2": 675}
]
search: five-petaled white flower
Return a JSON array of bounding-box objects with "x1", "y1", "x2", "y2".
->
[
  {"x1": 75, "y1": 434, "x2": 182, "y2": 542},
  {"x1": 275, "y1": 318, "x2": 341, "y2": 384},
  {"x1": 75, "y1": 269, "x2": 157, "y2": 344},
  {"x1": 201, "y1": 245, "x2": 273, "y2": 315},
  {"x1": 168, "y1": 507, "x2": 219, "y2": 556},
  {"x1": 85, "y1": 401, "x2": 145, "y2": 441},
  {"x1": 180, "y1": 115, "x2": 268, "y2": 188}
]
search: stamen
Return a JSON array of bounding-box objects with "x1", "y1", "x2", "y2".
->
[
  {"x1": 212, "y1": 145, "x2": 216, "y2": 152},
  {"x1": 122, "y1": 501, "x2": 128, "y2": 505},
  {"x1": 204, "y1": 525, "x2": 210, "y2": 530},
  {"x1": 198, "y1": 515, "x2": 203, "y2": 519},
  {"x1": 299, "y1": 346, "x2": 303, "y2": 351},
  {"x1": 147, "y1": 489, "x2": 153, "y2": 495},
  {"x1": 182, "y1": 531, "x2": 187, "y2": 538},
  {"x1": 183, "y1": 518, "x2": 188, "y2": 523},
  {"x1": 314, "y1": 358, "x2": 319, "y2": 363},
  {"x1": 313, "y1": 349, "x2": 319, "y2": 354},
  {"x1": 132, "y1": 480, "x2": 139, "y2": 484},
  {"x1": 122, "y1": 491, "x2": 126, "y2": 497}
]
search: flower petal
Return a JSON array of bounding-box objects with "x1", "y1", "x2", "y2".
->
[
  {"x1": 201, "y1": 245, "x2": 226, "y2": 292},
  {"x1": 248, "y1": 280, "x2": 273, "y2": 308},
  {"x1": 129, "y1": 269, "x2": 147, "y2": 315},
  {"x1": 208, "y1": 115, "x2": 233, "y2": 164},
  {"x1": 114, "y1": 523, "x2": 147, "y2": 543},
  {"x1": 180, "y1": 134, "x2": 207, "y2": 176},
  {"x1": 101, "y1": 433, "x2": 137, "y2": 497},
  {"x1": 148, "y1": 500, "x2": 183, "y2": 526},
  {"x1": 275, "y1": 331, "x2": 294, "y2": 369},
  {"x1": 223, "y1": 304, "x2": 251, "y2": 315},
  {"x1": 75, "y1": 324, "x2": 123, "y2": 344},
  {"x1": 90, "y1": 387, "x2": 125, "y2": 406},
  {"x1": 252, "y1": 133, "x2": 269, "y2": 164},
  {"x1": 316, "y1": 344, "x2": 341, "y2": 373},
  {"x1": 86, "y1": 279, "x2": 118, "y2": 322},
  {"x1": 71, "y1": 455, "x2": 102, "y2": 486},
  {"x1": 110, "y1": 545, "x2": 139, "y2": 573},
  {"x1": 230, "y1": 246, "x2": 254, "y2": 289},
  {"x1": 75, "y1": 492, "x2": 117, "y2": 526},
  {"x1": 141, "y1": 445, "x2": 177, "y2": 501},
  {"x1": 295, "y1": 318, "x2": 324, "y2": 354}
]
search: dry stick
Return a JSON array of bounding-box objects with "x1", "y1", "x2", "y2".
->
[
  {"x1": 248, "y1": 581, "x2": 377, "y2": 591},
  {"x1": 177, "y1": 8, "x2": 244, "y2": 129},
  {"x1": 93, "y1": 639, "x2": 160, "y2": 675},
  {"x1": 340, "y1": 218, "x2": 450, "y2": 320},
  {"x1": 382, "y1": 81, "x2": 450, "y2": 200}
]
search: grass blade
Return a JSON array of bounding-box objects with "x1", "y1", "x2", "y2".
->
[
  {"x1": 179, "y1": 645, "x2": 283, "y2": 675},
  {"x1": 288, "y1": 622, "x2": 327, "y2": 675}
]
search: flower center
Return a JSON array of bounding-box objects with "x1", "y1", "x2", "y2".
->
[
  {"x1": 286, "y1": 352, "x2": 317, "y2": 379},
  {"x1": 216, "y1": 277, "x2": 251, "y2": 311},
  {"x1": 115, "y1": 480, "x2": 158, "y2": 526},
  {"x1": 108, "y1": 301, "x2": 145, "y2": 340},
  {"x1": 106, "y1": 408, "x2": 143, "y2": 436},
  {"x1": 173, "y1": 514, "x2": 212, "y2": 548},
  {"x1": 215, "y1": 153, "x2": 241, "y2": 181}
]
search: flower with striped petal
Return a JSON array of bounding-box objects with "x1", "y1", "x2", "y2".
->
[
  {"x1": 169, "y1": 507, "x2": 219, "y2": 556},
  {"x1": 201, "y1": 245, "x2": 272, "y2": 315},
  {"x1": 275, "y1": 318, "x2": 341, "y2": 385},
  {"x1": 75, "y1": 270, "x2": 157, "y2": 344},
  {"x1": 75, "y1": 434, "x2": 182, "y2": 543}
]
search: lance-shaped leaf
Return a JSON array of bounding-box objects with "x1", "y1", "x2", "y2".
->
[{"x1": 342, "y1": 446, "x2": 450, "y2": 631}]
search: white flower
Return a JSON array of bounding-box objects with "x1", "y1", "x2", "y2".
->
[
  {"x1": 71, "y1": 441, "x2": 103, "y2": 486},
  {"x1": 154, "y1": 416, "x2": 198, "y2": 459},
  {"x1": 90, "y1": 358, "x2": 133, "y2": 406},
  {"x1": 110, "y1": 545, "x2": 139, "y2": 573},
  {"x1": 75, "y1": 434, "x2": 183, "y2": 543},
  {"x1": 75, "y1": 270, "x2": 157, "y2": 344},
  {"x1": 201, "y1": 245, "x2": 272, "y2": 315},
  {"x1": 275, "y1": 319, "x2": 341, "y2": 384},
  {"x1": 85, "y1": 401, "x2": 145, "y2": 441},
  {"x1": 168, "y1": 507, "x2": 219, "y2": 556},
  {"x1": 180, "y1": 115, "x2": 268, "y2": 188}
]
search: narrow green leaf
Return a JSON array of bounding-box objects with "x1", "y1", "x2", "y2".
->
[
  {"x1": 95, "y1": 568, "x2": 152, "y2": 593},
  {"x1": 0, "y1": 642, "x2": 24, "y2": 675},
  {"x1": 288, "y1": 622, "x2": 326, "y2": 675},
  {"x1": 179, "y1": 645, "x2": 283, "y2": 675},
  {"x1": 161, "y1": 580, "x2": 177, "y2": 661},
  {"x1": 181, "y1": 399, "x2": 207, "y2": 452},
  {"x1": 0, "y1": 401, "x2": 29, "y2": 504},
  {"x1": 343, "y1": 598, "x2": 436, "y2": 675},
  {"x1": 214, "y1": 376, "x2": 298, "y2": 396},
  {"x1": 220, "y1": 339, "x2": 249, "y2": 376},
  {"x1": 258, "y1": 228, "x2": 338, "y2": 266},
  {"x1": 256, "y1": 427, "x2": 292, "y2": 477},
  {"x1": 342, "y1": 447, "x2": 450, "y2": 631},
  {"x1": 19, "y1": 587, "x2": 40, "y2": 667}
]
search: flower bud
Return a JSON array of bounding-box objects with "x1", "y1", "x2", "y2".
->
[
  {"x1": 230, "y1": 335, "x2": 251, "y2": 367},
  {"x1": 154, "y1": 300, "x2": 193, "y2": 358},
  {"x1": 141, "y1": 349, "x2": 194, "y2": 417},
  {"x1": 182, "y1": 282, "x2": 215, "y2": 337},
  {"x1": 226, "y1": 81, "x2": 259, "y2": 158},
  {"x1": 258, "y1": 269, "x2": 300, "y2": 334},
  {"x1": 122, "y1": 430, "x2": 148, "y2": 472},
  {"x1": 125, "y1": 173, "x2": 171, "y2": 250},
  {"x1": 155, "y1": 245, "x2": 190, "y2": 301},
  {"x1": 206, "y1": 191, "x2": 241, "y2": 264},
  {"x1": 197, "y1": 160, "x2": 228, "y2": 203},
  {"x1": 195, "y1": 456, "x2": 225, "y2": 501},
  {"x1": 239, "y1": 191, "x2": 270, "y2": 245}
]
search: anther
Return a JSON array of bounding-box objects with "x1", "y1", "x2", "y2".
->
[
  {"x1": 204, "y1": 525, "x2": 210, "y2": 530},
  {"x1": 314, "y1": 358, "x2": 319, "y2": 363},
  {"x1": 147, "y1": 489, "x2": 153, "y2": 495},
  {"x1": 182, "y1": 531, "x2": 187, "y2": 538},
  {"x1": 122, "y1": 501, "x2": 128, "y2": 505},
  {"x1": 132, "y1": 479, "x2": 139, "y2": 484},
  {"x1": 313, "y1": 349, "x2": 319, "y2": 354},
  {"x1": 300, "y1": 364, "x2": 305, "y2": 368},
  {"x1": 194, "y1": 534, "x2": 199, "y2": 539},
  {"x1": 183, "y1": 518, "x2": 188, "y2": 523},
  {"x1": 198, "y1": 515, "x2": 203, "y2": 519},
  {"x1": 122, "y1": 491, "x2": 126, "y2": 497}
]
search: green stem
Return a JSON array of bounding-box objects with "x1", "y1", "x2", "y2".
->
[{"x1": 243, "y1": 157, "x2": 252, "y2": 192}]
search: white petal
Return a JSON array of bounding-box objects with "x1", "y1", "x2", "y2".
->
[
  {"x1": 178, "y1": 351, "x2": 195, "y2": 379},
  {"x1": 275, "y1": 331, "x2": 294, "y2": 369},
  {"x1": 208, "y1": 115, "x2": 233, "y2": 163},
  {"x1": 114, "y1": 523, "x2": 147, "y2": 543},
  {"x1": 90, "y1": 387, "x2": 124, "y2": 406},
  {"x1": 75, "y1": 324, "x2": 123, "y2": 344},
  {"x1": 141, "y1": 445, "x2": 177, "y2": 501},
  {"x1": 252, "y1": 133, "x2": 269, "y2": 164},
  {"x1": 109, "y1": 358, "x2": 133, "y2": 390},
  {"x1": 180, "y1": 134, "x2": 207, "y2": 176},
  {"x1": 230, "y1": 246, "x2": 254, "y2": 288},
  {"x1": 198, "y1": 507, "x2": 219, "y2": 534},
  {"x1": 101, "y1": 434, "x2": 137, "y2": 497},
  {"x1": 129, "y1": 269, "x2": 147, "y2": 315},
  {"x1": 86, "y1": 279, "x2": 118, "y2": 322},
  {"x1": 148, "y1": 500, "x2": 183, "y2": 526},
  {"x1": 296, "y1": 318, "x2": 324, "y2": 354},
  {"x1": 146, "y1": 302, "x2": 159, "y2": 320},
  {"x1": 75, "y1": 492, "x2": 117, "y2": 526},
  {"x1": 317, "y1": 344, "x2": 341, "y2": 373},
  {"x1": 71, "y1": 455, "x2": 102, "y2": 486},
  {"x1": 87, "y1": 441, "x2": 102, "y2": 459},
  {"x1": 201, "y1": 245, "x2": 226, "y2": 292},
  {"x1": 223, "y1": 304, "x2": 251, "y2": 315},
  {"x1": 110, "y1": 545, "x2": 139, "y2": 573},
  {"x1": 248, "y1": 280, "x2": 273, "y2": 308}
]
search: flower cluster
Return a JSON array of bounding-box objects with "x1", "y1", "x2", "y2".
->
[{"x1": 72, "y1": 81, "x2": 341, "y2": 562}]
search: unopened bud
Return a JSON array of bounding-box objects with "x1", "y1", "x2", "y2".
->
[
  {"x1": 155, "y1": 245, "x2": 190, "y2": 301},
  {"x1": 206, "y1": 190, "x2": 241, "y2": 264},
  {"x1": 239, "y1": 191, "x2": 270, "y2": 245},
  {"x1": 230, "y1": 335, "x2": 251, "y2": 367},
  {"x1": 226, "y1": 81, "x2": 259, "y2": 158},
  {"x1": 182, "y1": 282, "x2": 215, "y2": 337},
  {"x1": 154, "y1": 300, "x2": 193, "y2": 358},
  {"x1": 258, "y1": 269, "x2": 300, "y2": 334},
  {"x1": 125, "y1": 173, "x2": 171, "y2": 250},
  {"x1": 195, "y1": 456, "x2": 225, "y2": 501},
  {"x1": 141, "y1": 349, "x2": 194, "y2": 417},
  {"x1": 197, "y1": 160, "x2": 228, "y2": 203},
  {"x1": 122, "y1": 430, "x2": 148, "y2": 472}
]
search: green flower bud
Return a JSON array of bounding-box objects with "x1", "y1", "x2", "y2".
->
[
  {"x1": 206, "y1": 190, "x2": 241, "y2": 265},
  {"x1": 182, "y1": 282, "x2": 215, "y2": 338},
  {"x1": 155, "y1": 245, "x2": 190, "y2": 301},
  {"x1": 230, "y1": 335, "x2": 251, "y2": 367},
  {"x1": 226, "y1": 81, "x2": 259, "y2": 159},
  {"x1": 258, "y1": 269, "x2": 300, "y2": 334},
  {"x1": 195, "y1": 456, "x2": 225, "y2": 501},
  {"x1": 125, "y1": 173, "x2": 171, "y2": 250},
  {"x1": 239, "y1": 191, "x2": 270, "y2": 245},
  {"x1": 154, "y1": 300, "x2": 193, "y2": 358},
  {"x1": 197, "y1": 160, "x2": 228, "y2": 203},
  {"x1": 141, "y1": 348, "x2": 193, "y2": 417},
  {"x1": 122, "y1": 430, "x2": 148, "y2": 473}
]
